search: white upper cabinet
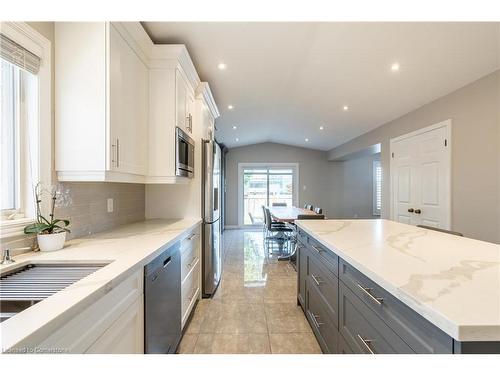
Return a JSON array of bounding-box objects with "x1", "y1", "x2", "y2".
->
[
  {"x1": 56, "y1": 22, "x2": 148, "y2": 182},
  {"x1": 55, "y1": 22, "x2": 211, "y2": 184},
  {"x1": 147, "y1": 45, "x2": 200, "y2": 183}
]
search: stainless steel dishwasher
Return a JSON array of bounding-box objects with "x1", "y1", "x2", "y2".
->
[{"x1": 144, "y1": 242, "x2": 181, "y2": 354}]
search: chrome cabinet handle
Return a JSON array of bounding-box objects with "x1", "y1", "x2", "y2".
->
[
  {"x1": 116, "y1": 138, "x2": 120, "y2": 168},
  {"x1": 357, "y1": 334, "x2": 375, "y2": 354},
  {"x1": 311, "y1": 245, "x2": 322, "y2": 254},
  {"x1": 357, "y1": 283, "x2": 384, "y2": 306},
  {"x1": 187, "y1": 233, "x2": 197, "y2": 241},
  {"x1": 187, "y1": 256, "x2": 198, "y2": 268},
  {"x1": 311, "y1": 313, "x2": 324, "y2": 329},
  {"x1": 311, "y1": 274, "x2": 323, "y2": 286}
]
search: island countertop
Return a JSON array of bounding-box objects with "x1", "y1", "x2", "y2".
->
[
  {"x1": 0, "y1": 218, "x2": 201, "y2": 351},
  {"x1": 294, "y1": 219, "x2": 500, "y2": 342}
]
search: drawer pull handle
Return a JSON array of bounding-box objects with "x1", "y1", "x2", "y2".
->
[
  {"x1": 357, "y1": 334, "x2": 375, "y2": 354},
  {"x1": 311, "y1": 274, "x2": 323, "y2": 286},
  {"x1": 187, "y1": 256, "x2": 198, "y2": 268},
  {"x1": 311, "y1": 245, "x2": 322, "y2": 254},
  {"x1": 357, "y1": 283, "x2": 384, "y2": 306},
  {"x1": 187, "y1": 233, "x2": 197, "y2": 241},
  {"x1": 311, "y1": 314, "x2": 324, "y2": 328}
]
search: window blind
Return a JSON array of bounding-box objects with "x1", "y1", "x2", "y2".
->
[
  {"x1": 0, "y1": 34, "x2": 41, "y2": 75},
  {"x1": 373, "y1": 160, "x2": 382, "y2": 215}
]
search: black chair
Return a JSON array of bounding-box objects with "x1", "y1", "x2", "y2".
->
[
  {"x1": 314, "y1": 207, "x2": 323, "y2": 214},
  {"x1": 272, "y1": 202, "x2": 287, "y2": 207},
  {"x1": 283, "y1": 213, "x2": 325, "y2": 264},
  {"x1": 417, "y1": 225, "x2": 463, "y2": 237},
  {"x1": 303, "y1": 204, "x2": 313, "y2": 210},
  {"x1": 261, "y1": 205, "x2": 285, "y2": 237},
  {"x1": 264, "y1": 207, "x2": 293, "y2": 255}
]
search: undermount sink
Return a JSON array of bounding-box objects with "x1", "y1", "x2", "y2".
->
[{"x1": 0, "y1": 263, "x2": 106, "y2": 322}]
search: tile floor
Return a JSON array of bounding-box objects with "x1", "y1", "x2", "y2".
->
[{"x1": 178, "y1": 229, "x2": 322, "y2": 354}]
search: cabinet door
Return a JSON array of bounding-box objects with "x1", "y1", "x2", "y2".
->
[
  {"x1": 176, "y1": 69, "x2": 187, "y2": 132},
  {"x1": 86, "y1": 296, "x2": 144, "y2": 354},
  {"x1": 109, "y1": 24, "x2": 148, "y2": 175},
  {"x1": 186, "y1": 90, "x2": 195, "y2": 134}
]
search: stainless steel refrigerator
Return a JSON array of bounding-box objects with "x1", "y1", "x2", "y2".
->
[{"x1": 202, "y1": 139, "x2": 222, "y2": 297}]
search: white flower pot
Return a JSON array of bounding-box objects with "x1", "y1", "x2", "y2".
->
[{"x1": 37, "y1": 232, "x2": 67, "y2": 252}]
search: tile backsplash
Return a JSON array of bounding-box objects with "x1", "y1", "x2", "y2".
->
[
  {"x1": 55, "y1": 182, "x2": 145, "y2": 239},
  {"x1": 1, "y1": 182, "x2": 145, "y2": 255}
]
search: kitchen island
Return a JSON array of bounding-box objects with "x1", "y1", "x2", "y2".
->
[{"x1": 295, "y1": 219, "x2": 500, "y2": 354}]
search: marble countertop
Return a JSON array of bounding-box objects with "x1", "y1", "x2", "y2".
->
[
  {"x1": 0, "y1": 218, "x2": 201, "y2": 351},
  {"x1": 295, "y1": 219, "x2": 500, "y2": 342}
]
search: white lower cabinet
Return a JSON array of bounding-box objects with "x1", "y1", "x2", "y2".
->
[
  {"x1": 180, "y1": 226, "x2": 201, "y2": 328},
  {"x1": 85, "y1": 296, "x2": 144, "y2": 354},
  {"x1": 35, "y1": 269, "x2": 144, "y2": 354}
]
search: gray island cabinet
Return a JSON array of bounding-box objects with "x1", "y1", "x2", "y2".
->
[{"x1": 295, "y1": 221, "x2": 500, "y2": 354}]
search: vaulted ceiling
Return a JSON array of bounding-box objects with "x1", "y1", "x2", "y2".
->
[{"x1": 143, "y1": 22, "x2": 500, "y2": 150}]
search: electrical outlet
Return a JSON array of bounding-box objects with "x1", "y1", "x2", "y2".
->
[{"x1": 107, "y1": 198, "x2": 114, "y2": 213}]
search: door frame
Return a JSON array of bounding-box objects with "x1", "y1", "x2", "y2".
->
[
  {"x1": 389, "y1": 119, "x2": 452, "y2": 229},
  {"x1": 237, "y1": 162, "x2": 300, "y2": 227}
]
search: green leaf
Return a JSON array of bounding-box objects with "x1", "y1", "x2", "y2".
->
[
  {"x1": 24, "y1": 222, "x2": 50, "y2": 234},
  {"x1": 52, "y1": 224, "x2": 71, "y2": 233},
  {"x1": 52, "y1": 219, "x2": 70, "y2": 227}
]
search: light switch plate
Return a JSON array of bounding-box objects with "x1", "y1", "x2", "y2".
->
[{"x1": 107, "y1": 198, "x2": 114, "y2": 213}]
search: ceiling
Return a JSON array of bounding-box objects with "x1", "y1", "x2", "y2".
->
[{"x1": 142, "y1": 22, "x2": 500, "y2": 151}]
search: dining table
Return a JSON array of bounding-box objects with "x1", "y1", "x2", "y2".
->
[{"x1": 268, "y1": 206, "x2": 323, "y2": 223}]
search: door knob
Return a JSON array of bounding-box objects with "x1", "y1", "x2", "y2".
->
[
  {"x1": 407, "y1": 208, "x2": 414, "y2": 213},
  {"x1": 414, "y1": 209, "x2": 422, "y2": 214}
]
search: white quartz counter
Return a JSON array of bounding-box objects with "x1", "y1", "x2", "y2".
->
[
  {"x1": 0, "y1": 218, "x2": 201, "y2": 351},
  {"x1": 295, "y1": 219, "x2": 500, "y2": 342}
]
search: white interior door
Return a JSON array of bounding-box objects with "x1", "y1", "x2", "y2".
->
[{"x1": 390, "y1": 120, "x2": 451, "y2": 229}]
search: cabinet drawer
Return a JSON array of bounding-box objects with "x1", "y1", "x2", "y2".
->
[
  {"x1": 180, "y1": 227, "x2": 200, "y2": 254},
  {"x1": 181, "y1": 240, "x2": 200, "y2": 283},
  {"x1": 181, "y1": 261, "x2": 200, "y2": 326},
  {"x1": 339, "y1": 259, "x2": 453, "y2": 353},
  {"x1": 307, "y1": 253, "x2": 338, "y2": 325},
  {"x1": 338, "y1": 334, "x2": 355, "y2": 354},
  {"x1": 297, "y1": 228, "x2": 308, "y2": 245},
  {"x1": 339, "y1": 282, "x2": 413, "y2": 354},
  {"x1": 297, "y1": 244, "x2": 307, "y2": 309},
  {"x1": 306, "y1": 282, "x2": 339, "y2": 354},
  {"x1": 307, "y1": 237, "x2": 338, "y2": 277}
]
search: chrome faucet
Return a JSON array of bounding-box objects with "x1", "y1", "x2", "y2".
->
[{"x1": 1, "y1": 249, "x2": 15, "y2": 265}]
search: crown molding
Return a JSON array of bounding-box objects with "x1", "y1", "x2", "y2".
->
[{"x1": 196, "y1": 82, "x2": 220, "y2": 119}]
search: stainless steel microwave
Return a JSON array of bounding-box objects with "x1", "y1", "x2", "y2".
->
[{"x1": 175, "y1": 127, "x2": 195, "y2": 178}]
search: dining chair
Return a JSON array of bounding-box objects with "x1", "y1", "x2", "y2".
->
[
  {"x1": 264, "y1": 207, "x2": 293, "y2": 255},
  {"x1": 314, "y1": 207, "x2": 323, "y2": 214},
  {"x1": 272, "y1": 202, "x2": 287, "y2": 207},
  {"x1": 303, "y1": 204, "x2": 313, "y2": 210}
]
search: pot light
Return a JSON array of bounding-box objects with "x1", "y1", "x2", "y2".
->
[
  {"x1": 305, "y1": 138, "x2": 309, "y2": 142},
  {"x1": 228, "y1": 105, "x2": 234, "y2": 110},
  {"x1": 391, "y1": 62, "x2": 400, "y2": 72},
  {"x1": 232, "y1": 125, "x2": 237, "y2": 130},
  {"x1": 319, "y1": 126, "x2": 324, "y2": 130},
  {"x1": 343, "y1": 105, "x2": 349, "y2": 111},
  {"x1": 217, "y1": 63, "x2": 227, "y2": 70},
  {"x1": 235, "y1": 138, "x2": 239, "y2": 142}
]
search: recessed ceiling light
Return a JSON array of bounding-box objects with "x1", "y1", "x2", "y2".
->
[
  {"x1": 319, "y1": 126, "x2": 324, "y2": 130},
  {"x1": 228, "y1": 105, "x2": 234, "y2": 110},
  {"x1": 343, "y1": 105, "x2": 349, "y2": 111},
  {"x1": 217, "y1": 63, "x2": 227, "y2": 70},
  {"x1": 305, "y1": 138, "x2": 309, "y2": 142},
  {"x1": 391, "y1": 62, "x2": 400, "y2": 72},
  {"x1": 232, "y1": 125, "x2": 237, "y2": 130},
  {"x1": 235, "y1": 138, "x2": 239, "y2": 142}
]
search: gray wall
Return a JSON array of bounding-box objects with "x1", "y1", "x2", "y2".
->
[
  {"x1": 335, "y1": 153, "x2": 381, "y2": 219},
  {"x1": 224, "y1": 142, "x2": 340, "y2": 226},
  {"x1": 327, "y1": 70, "x2": 500, "y2": 243}
]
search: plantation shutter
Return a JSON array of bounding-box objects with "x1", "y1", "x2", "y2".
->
[{"x1": 0, "y1": 33, "x2": 41, "y2": 75}]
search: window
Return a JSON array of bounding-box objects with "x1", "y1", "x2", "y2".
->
[
  {"x1": 373, "y1": 159, "x2": 382, "y2": 216},
  {"x1": 239, "y1": 164, "x2": 298, "y2": 226},
  {"x1": 0, "y1": 23, "x2": 51, "y2": 238}
]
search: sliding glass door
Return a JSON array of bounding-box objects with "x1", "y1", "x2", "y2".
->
[{"x1": 241, "y1": 164, "x2": 297, "y2": 226}]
